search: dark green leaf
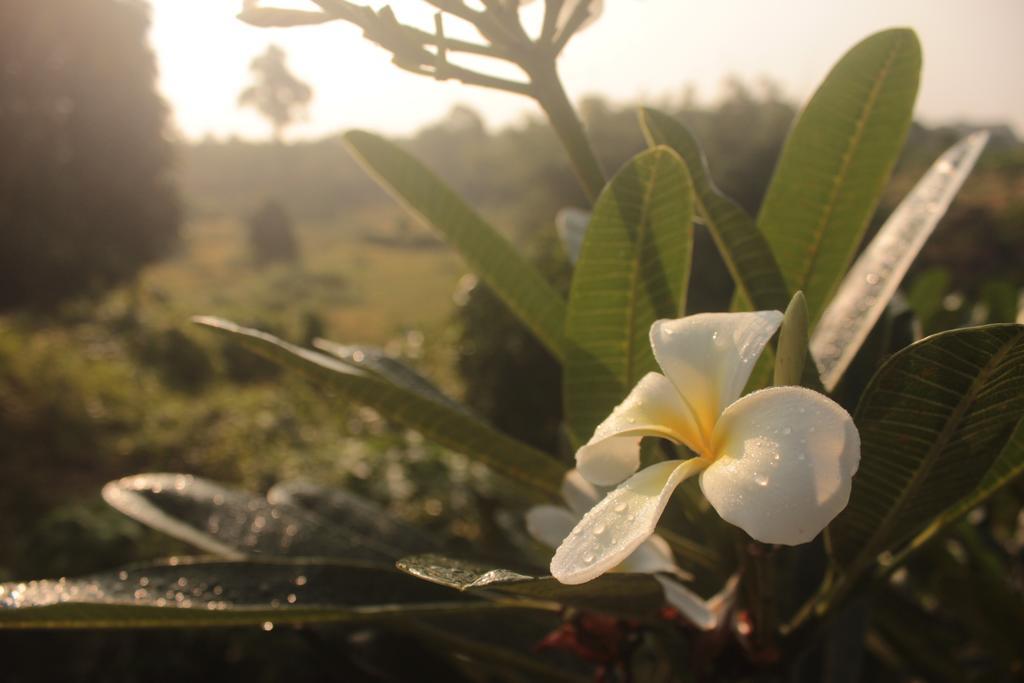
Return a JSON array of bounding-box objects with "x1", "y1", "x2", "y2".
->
[
  {"x1": 564, "y1": 146, "x2": 694, "y2": 442},
  {"x1": 638, "y1": 108, "x2": 790, "y2": 312},
  {"x1": 758, "y1": 28, "x2": 921, "y2": 325},
  {"x1": 102, "y1": 474, "x2": 429, "y2": 561},
  {"x1": 828, "y1": 324, "x2": 1024, "y2": 577},
  {"x1": 397, "y1": 554, "x2": 667, "y2": 619},
  {"x1": 897, "y1": 415, "x2": 1024, "y2": 561},
  {"x1": 313, "y1": 338, "x2": 469, "y2": 414},
  {"x1": 343, "y1": 131, "x2": 567, "y2": 359},
  {"x1": 0, "y1": 558, "x2": 516, "y2": 629},
  {"x1": 194, "y1": 317, "x2": 565, "y2": 497}
]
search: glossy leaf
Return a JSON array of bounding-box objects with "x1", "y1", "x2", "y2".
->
[
  {"x1": 758, "y1": 28, "x2": 921, "y2": 325},
  {"x1": 811, "y1": 132, "x2": 990, "y2": 390},
  {"x1": 638, "y1": 108, "x2": 790, "y2": 312},
  {"x1": 828, "y1": 324, "x2": 1024, "y2": 576},
  {"x1": 343, "y1": 131, "x2": 567, "y2": 359},
  {"x1": 266, "y1": 479, "x2": 439, "y2": 553},
  {"x1": 102, "y1": 474, "x2": 430, "y2": 561},
  {"x1": 194, "y1": 317, "x2": 565, "y2": 496},
  {"x1": 313, "y1": 338, "x2": 469, "y2": 414},
  {"x1": 0, "y1": 558, "x2": 516, "y2": 629},
  {"x1": 563, "y1": 146, "x2": 694, "y2": 442},
  {"x1": 397, "y1": 554, "x2": 666, "y2": 619}
]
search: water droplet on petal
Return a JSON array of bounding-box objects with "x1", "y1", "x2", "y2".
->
[
  {"x1": 783, "y1": 427, "x2": 792, "y2": 435},
  {"x1": 584, "y1": 554, "x2": 595, "y2": 564},
  {"x1": 613, "y1": 503, "x2": 627, "y2": 513},
  {"x1": 593, "y1": 523, "x2": 606, "y2": 535},
  {"x1": 755, "y1": 475, "x2": 769, "y2": 487}
]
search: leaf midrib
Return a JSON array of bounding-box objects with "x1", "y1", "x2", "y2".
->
[
  {"x1": 846, "y1": 329, "x2": 1024, "y2": 574},
  {"x1": 793, "y1": 36, "x2": 902, "y2": 307}
]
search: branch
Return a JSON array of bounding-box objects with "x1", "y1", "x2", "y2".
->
[{"x1": 552, "y1": 0, "x2": 593, "y2": 54}]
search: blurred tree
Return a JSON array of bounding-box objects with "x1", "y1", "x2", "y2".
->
[
  {"x1": 0, "y1": 0, "x2": 181, "y2": 311},
  {"x1": 238, "y1": 45, "x2": 312, "y2": 142},
  {"x1": 246, "y1": 199, "x2": 300, "y2": 265}
]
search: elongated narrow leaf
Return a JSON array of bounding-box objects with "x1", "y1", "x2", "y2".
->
[
  {"x1": 828, "y1": 324, "x2": 1024, "y2": 576},
  {"x1": 267, "y1": 479, "x2": 439, "y2": 553},
  {"x1": 0, "y1": 558, "x2": 517, "y2": 629},
  {"x1": 397, "y1": 554, "x2": 666, "y2": 619},
  {"x1": 638, "y1": 108, "x2": 790, "y2": 312},
  {"x1": 812, "y1": 132, "x2": 990, "y2": 390},
  {"x1": 758, "y1": 28, "x2": 921, "y2": 325},
  {"x1": 564, "y1": 146, "x2": 694, "y2": 442},
  {"x1": 896, "y1": 415, "x2": 1024, "y2": 561},
  {"x1": 102, "y1": 474, "x2": 431, "y2": 561},
  {"x1": 343, "y1": 131, "x2": 567, "y2": 359},
  {"x1": 313, "y1": 338, "x2": 469, "y2": 414},
  {"x1": 194, "y1": 317, "x2": 565, "y2": 496}
]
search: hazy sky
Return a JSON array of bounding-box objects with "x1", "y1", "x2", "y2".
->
[{"x1": 149, "y1": 0, "x2": 1024, "y2": 141}]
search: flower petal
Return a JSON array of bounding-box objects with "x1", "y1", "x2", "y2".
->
[
  {"x1": 617, "y1": 533, "x2": 691, "y2": 579},
  {"x1": 651, "y1": 312, "x2": 784, "y2": 442},
  {"x1": 560, "y1": 469, "x2": 602, "y2": 517},
  {"x1": 525, "y1": 505, "x2": 578, "y2": 550},
  {"x1": 576, "y1": 373, "x2": 704, "y2": 486},
  {"x1": 701, "y1": 386, "x2": 860, "y2": 545},
  {"x1": 654, "y1": 576, "x2": 716, "y2": 630},
  {"x1": 551, "y1": 459, "x2": 706, "y2": 585}
]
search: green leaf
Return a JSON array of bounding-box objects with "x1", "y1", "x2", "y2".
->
[
  {"x1": 343, "y1": 130, "x2": 567, "y2": 359},
  {"x1": 194, "y1": 317, "x2": 565, "y2": 497},
  {"x1": 563, "y1": 146, "x2": 694, "y2": 442},
  {"x1": 757, "y1": 28, "x2": 921, "y2": 326},
  {"x1": 0, "y1": 558, "x2": 518, "y2": 629},
  {"x1": 102, "y1": 474, "x2": 431, "y2": 561},
  {"x1": 896, "y1": 415, "x2": 1024, "y2": 562},
  {"x1": 638, "y1": 108, "x2": 790, "y2": 312},
  {"x1": 313, "y1": 338, "x2": 470, "y2": 414},
  {"x1": 828, "y1": 324, "x2": 1024, "y2": 577},
  {"x1": 810, "y1": 132, "x2": 989, "y2": 390},
  {"x1": 774, "y1": 291, "x2": 810, "y2": 386},
  {"x1": 397, "y1": 554, "x2": 667, "y2": 619}
]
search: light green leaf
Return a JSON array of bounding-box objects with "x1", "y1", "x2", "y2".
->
[
  {"x1": 343, "y1": 131, "x2": 567, "y2": 359},
  {"x1": 828, "y1": 324, "x2": 1024, "y2": 577},
  {"x1": 638, "y1": 107, "x2": 790, "y2": 312},
  {"x1": 811, "y1": 132, "x2": 990, "y2": 390},
  {"x1": 194, "y1": 317, "x2": 565, "y2": 497},
  {"x1": 563, "y1": 146, "x2": 694, "y2": 442},
  {"x1": 758, "y1": 28, "x2": 921, "y2": 326},
  {"x1": 0, "y1": 558, "x2": 518, "y2": 629},
  {"x1": 397, "y1": 554, "x2": 666, "y2": 619},
  {"x1": 774, "y1": 291, "x2": 809, "y2": 386}
]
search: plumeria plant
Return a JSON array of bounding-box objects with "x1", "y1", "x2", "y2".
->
[{"x1": 3, "y1": 2, "x2": 1022, "y2": 681}]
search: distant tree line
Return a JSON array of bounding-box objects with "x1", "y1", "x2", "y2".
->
[{"x1": 0, "y1": 0, "x2": 180, "y2": 311}]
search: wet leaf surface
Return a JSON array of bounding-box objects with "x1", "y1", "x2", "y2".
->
[
  {"x1": 0, "y1": 557, "x2": 518, "y2": 629},
  {"x1": 103, "y1": 474, "x2": 421, "y2": 562},
  {"x1": 397, "y1": 554, "x2": 667, "y2": 619}
]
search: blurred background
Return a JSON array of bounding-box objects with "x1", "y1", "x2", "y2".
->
[{"x1": 0, "y1": 0, "x2": 1021, "y2": 680}]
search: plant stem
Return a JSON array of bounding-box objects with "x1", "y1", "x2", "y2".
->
[{"x1": 527, "y1": 61, "x2": 606, "y2": 204}]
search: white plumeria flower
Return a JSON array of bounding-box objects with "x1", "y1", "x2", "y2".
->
[
  {"x1": 552, "y1": 312, "x2": 860, "y2": 586},
  {"x1": 527, "y1": 470, "x2": 733, "y2": 629}
]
